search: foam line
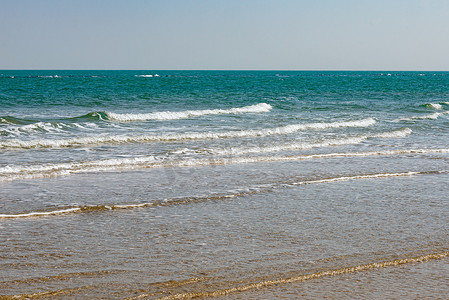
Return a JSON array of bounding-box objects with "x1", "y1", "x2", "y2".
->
[
  {"x1": 1, "y1": 146, "x2": 448, "y2": 183},
  {"x1": 290, "y1": 172, "x2": 421, "y2": 186},
  {"x1": 0, "y1": 118, "x2": 376, "y2": 149},
  {"x1": 0, "y1": 208, "x2": 81, "y2": 218},
  {"x1": 209, "y1": 128, "x2": 411, "y2": 156},
  {"x1": 394, "y1": 111, "x2": 449, "y2": 122},
  {"x1": 104, "y1": 103, "x2": 272, "y2": 121}
]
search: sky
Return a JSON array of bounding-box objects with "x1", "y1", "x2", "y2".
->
[{"x1": 1, "y1": 0, "x2": 448, "y2": 70}]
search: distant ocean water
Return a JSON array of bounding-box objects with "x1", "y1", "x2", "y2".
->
[{"x1": 1, "y1": 71, "x2": 448, "y2": 298}]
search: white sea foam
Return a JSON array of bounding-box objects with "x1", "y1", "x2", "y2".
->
[
  {"x1": 4, "y1": 145, "x2": 447, "y2": 184},
  {"x1": 210, "y1": 136, "x2": 368, "y2": 156},
  {"x1": 135, "y1": 74, "x2": 155, "y2": 78},
  {"x1": 4, "y1": 122, "x2": 67, "y2": 135},
  {"x1": 37, "y1": 75, "x2": 61, "y2": 78},
  {"x1": 421, "y1": 102, "x2": 446, "y2": 110},
  {"x1": 104, "y1": 103, "x2": 272, "y2": 121},
  {"x1": 0, "y1": 118, "x2": 12, "y2": 124},
  {"x1": 0, "y1": 118, "x2": 376, "y2": 149},
  {"x1": 427, "y1": 103, "x2": 443, "y2": 110},
  {"x1": 394, "y1": 112, "x2": 449, "y2": 122},
  {"x1": 413, "y1": 112, "x2": 442, "y2": 120},
  {"x1": 290, "y1": 172, "x2": 420, "y2": 186},
  {"x1": 208, "y1": 128, "x2": 411, "y2": 156},
  {"x1": 0, "y1": 208, "x2": 81, "y2": 218},
  {"x1": 0, "y1": 156, "x2": 159, "y2": 181},
  {"x1": 0, "y1": 203, "x2": 159, "y2": 218},
  {"x1": 196, "y1": 148, "x2": 449, "y2": 167},
  {"x1": 371, "y1": 127, "x2": 412, "y2": 138},
  {"x1": 0, "y1": 122, "x2": 97, "y2": 137},
  {"x1": 112, "y1": 203, "x2": 154, "y2": 209}
]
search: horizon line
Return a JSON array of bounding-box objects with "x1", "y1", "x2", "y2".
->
[{"x1": 1, "y1": 69, "x2": 448, "y2": 72}]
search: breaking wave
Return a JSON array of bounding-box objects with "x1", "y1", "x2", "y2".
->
[
  {"x1": 208, "y1": 128, "x2": 412, "y2": 155},
  {"x1": 0, "y1": 118, "x2": 376, "y2": 149},
  {"x1": 2, "y1": 145, "x2": 448, "y2": 183},
  {"x1": 0, "y1": 116, "x2": 36, "y2": 125},
  {"x1": 80, "y1": 103, "x2": 272, "y2": 122},
  {"x1": 421, "y1": 102, "x2": 449, "y2": 110},
  {"x1": 135, "y1": 74, "x2": 161, "y2": 78},
  {"x1": 422, "y1": 103, "x2": 443, "y2": 110},
  {"x1": 1, "y1": 103, "x2": 272, "y2": 129},
  {"x1": 0, "y1": 122, "x2": 90, "y2": 137},
  {"x1": 393, "y1": 111, "x2": 449, "y2": 122}
]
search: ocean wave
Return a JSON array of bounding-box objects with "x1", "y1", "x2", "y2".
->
[
  {"x1": 129, "y1": 252, "x2": 449, "y2": 300},
  {"x1": 1, "y1": 122, "x2": 70, "y2": 137},
  {"x1": 73, "y1": 111, "x2": 110, "y2": 121},
  {"x1": 2, "y1": 145, "x2": 448, "y2": 183},
  {"x1": 99, "y1": 103, "x2": 272, "y2": 122},
  {"x1": 421, "y1": 102, "x2": 449, "y2": 110},
  {"x1": 289, "y1": 171, "x2": 422, "y2": 186},
  {"x1": 210, "y1": 137, "x2": 369, "y2": 156},
  {"x1": 371, "y1": 127, "x2": 412, "y2": 138},
  {"x1": 0, "y1": 116, "x2": 36, "y2": 125},
  {"x1": 135, "y1": 74, "x2": 161, "y2": 78},
  {"x1": 393, "y1": 111, "x2": 449, "y2": 122},
  {"x1": 0, "y1": 208, "x2": 81, "y2": 218},
  {"x1": 0, "y1": 170, "x2": 441, "y2": 218},
  {"x1": 422, "y1": 103, "x2": 443, "y2": 110},
  {"x1": 0, "y1": 196, "x2": 234, "y2": 218},
  {"x1": 0, "y1": 121, "x2": 99, "y2": 137},
  {"x1": 0, "y1": 156, "x2": 158, "y2": 181},
  {"x1": 0, "y1": 118, "x2": 376, "y2": 149},
  {"x1": 208, "y1": 128, "x2": 412, "y2": 156}
]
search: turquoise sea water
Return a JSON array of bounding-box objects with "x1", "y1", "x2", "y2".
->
[{"x1": 1, "y1": 71, "x2": 448, "y2": 298}]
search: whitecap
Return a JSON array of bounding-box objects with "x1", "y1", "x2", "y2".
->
[
  {"x1": 208, "y1": 128, "x2": 411, "y2": 156},
  {"x1": 104, "y1": 103, "x2": 272, "y2": 122},
  {"x1": 394, "y1": 112, "x2": 447, "y2": 122},
  {"x1": 0, "y1": 118, "x2": 375, "y2": 149},
  {"x1": 422, "y1": 103, "x2": 443, "y2": 110},
  {"x1": 0, "y1": 122, "x2": 93, "y2": 137},
  {"x1": 2, "y1": 146, "x2": 449, "y2": 183}
]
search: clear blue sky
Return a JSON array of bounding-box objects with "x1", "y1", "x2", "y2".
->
[{"x1": 1, "y1": 0, "x2": 448, "y2": 70}]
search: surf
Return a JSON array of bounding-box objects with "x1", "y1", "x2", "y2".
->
[
  {"x1": 207, "y1": 128, "x2": 412, "y2": 156},
  {"x1": 0, "y1": 118, "x2": 376, "y2": 149},
  {"x1": 2, "y1": 146, "x2": 448, "y2": 183},
  {"x1": 84, "y1": 103, "x2": 272, "y2": 122}
]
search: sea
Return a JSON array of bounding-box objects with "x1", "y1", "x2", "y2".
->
[{"x1": 0, "y1": 70, "x2": 448, "y2": 299}]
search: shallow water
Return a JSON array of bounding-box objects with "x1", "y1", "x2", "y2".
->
[{"x1": 1, "y1": 71, "x2": 448, "y2": 298}]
